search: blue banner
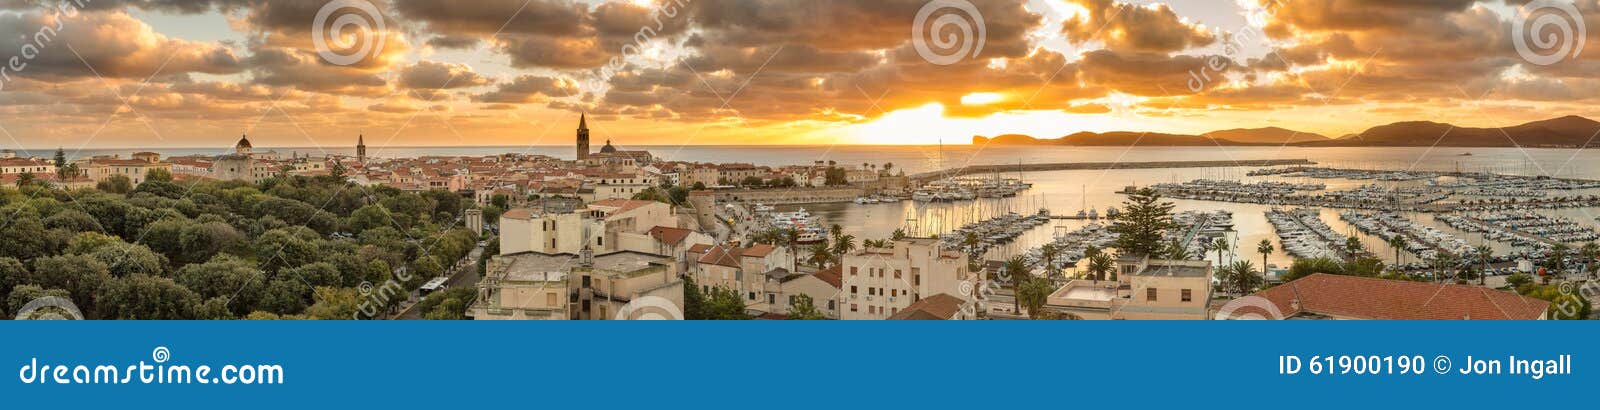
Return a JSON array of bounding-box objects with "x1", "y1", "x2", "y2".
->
[{"x1": 0, "y1": 321, "x2": 1591, "y2": 409}]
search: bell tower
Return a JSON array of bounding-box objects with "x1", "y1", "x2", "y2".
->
[{"x1": 576, "y1": 114, "x2": 590, "y2": 161}]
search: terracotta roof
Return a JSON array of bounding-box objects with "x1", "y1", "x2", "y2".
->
[
  {"x1": 888, "y1": 294, "x2": 966, "y2": 320},
  {"x1": 648, "y1": 226, "x2": 694, "y2": 246},
  {"x1": 697, "y1": 245, "x2": 742, "y2": 268},
  {"x1": 501, "y1": 208, "x2": 533, "y2": 220},
  {"x1": 741, "y1": 244, "x2": 776, "y2": 258},
  {"x1": 687, "y1": 243, "x2": 713, "y2": 254},
  {"x1": 812, "y1": 267, "x2": 843, "y2": 289},
  {"x1": 1247, "y1": 274, "x2": 1550, "y2": 320},
  {"x1": 588, "y1": 199, "x2": 658, "y2": 214}
]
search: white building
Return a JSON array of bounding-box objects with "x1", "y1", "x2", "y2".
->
[{"x1": 839, "y1": 238, "x2": 974, "y2": 320}]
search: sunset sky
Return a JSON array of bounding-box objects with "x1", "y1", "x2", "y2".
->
[{"x1": 0, "y1": 0, "x2": 1596, "y2": 149}]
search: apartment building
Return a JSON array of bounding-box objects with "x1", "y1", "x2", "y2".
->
[
  {"x1": 468, "y1": 251, "x2": 684, "y2": 320},
  {"x1": 839, "y1": 238, "x2": 973, "y2": 320},
  {"x1": 1046, "y1": 256, "x2": 1214, "y2": 320}
]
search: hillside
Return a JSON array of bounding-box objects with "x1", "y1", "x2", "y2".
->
[
  {"x1": 1202, "y1": 127, "x2": 1329, "y2": 144},
  {"x1": 973, "y1": 116, "x2": 1599, "y2": 148}
]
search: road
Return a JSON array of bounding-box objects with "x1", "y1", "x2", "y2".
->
[{"x1": 393, "y1": 244, "x2": 485, "y2": 320}]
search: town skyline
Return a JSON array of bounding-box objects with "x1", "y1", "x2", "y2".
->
[{"x1": 2, "y1": 0, "x2": 1596, "y2": 148}]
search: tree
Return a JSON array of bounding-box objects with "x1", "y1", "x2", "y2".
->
[
  {"x1": 890, "y1": 228, "x2": 906, "y2": 241},
  {"x1": 1221, "y1": 260, "x2": 1262, "y2": 296},
  {"x1": 1039, "y1": 243, "x2": 1061, "y2": 278},
  {"x1": 1343, "y1": 236, "x2": 1363, "y2": 258},
  {"x1": 30, "y1": 254, "x2": 114, "y2": 316},
  {"x1": 1017, "y1": 276, "x2": 1054, "y2": 319},
  {"x1": 417, "y1": 287, "x2": 476, "y2": 320},
  {"x1": 1212, "y1": 237, "x2": 1229, "y2": 265},
  {"x1": 1087, "y1": 252, "x2": 1115, "y2": 281},
  {"x1": 1387, "y1": 235, "x2": 1408, "y2": 266},
  {"x1": 807, "y1": 242, "x2": 833, "y2": 268},
  {"x1": 95, "y1": 274, "x2": 200, "y2": 319},
  {"x1": 787, "y1": 294, "x2": 826, "y2": 320},
  {"x1": 1165, "y1": 239, "x2": 1191, "y2": 260},
  {"x1": 15, "y1": 172, "x2": 35, "y2": 188},
  {"x1": 0, "y1": 207, "x2": 49, "y2": 260},
  {"x1": 1004, "y1": 256, "x2": 1028, "y2": 314},
  {"x1": 700, "y1": 286, "x2": 750, "y2": 320},
  {"x1": 6, "y1": 285, "x2": 71, "y2": 316},
  {"x1": 1545, "y1": 243, "x2": 1570, "y2": 283},
  {"x1": 176, "y1": 254, "x2": 264, "y2": 316},
  {"x1": 683, "y1": 275, "x2": 709, "y2": 319},
  {"x1": 329, "y1": 160, "x2": 347, "y2": 180},
  {"x1": 1283, "y1": 257, "x2": 1343, "y2": 282},
  {"x1": 1109, "y1": 188, "x2": 1176, "y2": 257},
  {"x1": 1474, "y1": 244, "x2": 1493, "y2": 286},
  {"x1": 144, "y1": 168, "x2": 173, "y2": 182},
  {"x1": 832, "y1": 234, "x2": 856, "y2": 261},
  {"x1": 1257, "y1": 238, "x2": 1275, "y2": 274},
  {"x1": 53, "y1": 148, "x2": 66, "y2": 176},
  {"x1": 1520, "y1": 284, "x2": 1591, "y2": 320},
  {"x1": 97, "y1": 174, "x2": 133, "y2": 194},
  {"x1": 0, "y1": 257, "x2": 29, "y2": 301},
  {"x1": 303, "y1": 287, "x2": 362, "y2": 320}
]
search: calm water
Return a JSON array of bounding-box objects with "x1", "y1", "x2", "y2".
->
[
  {"x1": 12, "y1": 145, "x2": 1597, "y2": 178},
  {"x1": 19, "y1": 144, "x2": 1600, "y2": 267}
]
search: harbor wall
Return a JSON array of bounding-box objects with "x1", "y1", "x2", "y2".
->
[
  {"x1": 908, "y1": 158, "x2": 1316, "y2": 184},
  {"x1": 711, "y1": 187, "x2": 865, "y2": 205}
]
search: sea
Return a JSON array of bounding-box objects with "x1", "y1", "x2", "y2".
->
[{"x1": 18, "y1": 144, "x2": 1600, "y2": 270}]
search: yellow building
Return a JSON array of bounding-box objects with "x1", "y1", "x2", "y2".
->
[
  {"x1": 468, "y1": 251, "x2": 684, "y2": 320},
  {"x1": 1046, "y1": 256, "x2": 1213, "y2": 320}
]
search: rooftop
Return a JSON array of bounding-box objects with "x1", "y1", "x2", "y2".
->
[
  {"x1": 888, "y1": 294, "x2": 967, "y2": 320},
  {"x1": 1246, "y1": 273, "x2": 1550, "y2": 320}
]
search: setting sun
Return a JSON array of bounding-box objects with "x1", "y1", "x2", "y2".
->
[{"x1": 960, "y1": 92, "x2": 1007, "y2": 106}]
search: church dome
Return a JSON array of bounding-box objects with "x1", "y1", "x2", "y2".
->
[
  {"x1": 236, "y1": 135, "x2": 253, "y2": 149},
  {"x1": 599, "y1": 139, "x2": 617, "y2": 153}
]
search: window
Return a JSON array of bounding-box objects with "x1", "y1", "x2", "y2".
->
[
  {"x1": 891, "y1": 289, "x2": 898, "y2": 297},
  {"x1": 850, "y1": 304, "x2": 858, "y2": 312},
  {"x1": 788, "y1": 295, "x2": 796, "y2": 305},
  {"x1": 748, "y1": 292, "x2": 756, "y2": 300},
  {"x1": 850, "y1": 285, "x2": 858, "y2": 294},
  {"x1": 767, "y1": 294, "x2": 775, "y2": 304},
  {"x1": 894, "y1": 269, "x2": 902, "y2": 279},
  {"x1": 828, "y1": 300, "x2": 836, "y2": 310},
  {"x1": 546, "y1": 293, "x2": 557, "y2": 306},
  {"x1": 1147, "y1": 288, "x2": 1158, "y2": 302},
  {"x1": 1181, "y1": 289, "x2": 1192, "y2": 302},
  {"x1": 850, "y1": 267, "x2": 857, "y2": 276}
]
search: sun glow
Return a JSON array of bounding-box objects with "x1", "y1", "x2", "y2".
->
[{"x1": 960, "y1": 92, "x2": 1006, "y2": 106}]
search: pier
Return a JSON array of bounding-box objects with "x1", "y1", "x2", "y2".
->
[{"x1": 907, "y1": 158, "x2": 1316, "y2": 184}]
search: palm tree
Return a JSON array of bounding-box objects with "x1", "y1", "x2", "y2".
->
[
  {"x1": 830, "y1": 224, "x2": 843, "y2": 243},
  {"x1": 1546, "y1": 243, "x2": 1570, "y2": 283},
  {"x1": 1087, "y1": 252, "x2": 1115, "y2": 282},
  {"x1": 1474, "y1": 244, "x2": 1492, "y2": 286},
  {"x1": 1257, "y1": 238, "x2": 1275, "y2": 276},
  {"x1": 1387, "y1": 235, "x2": 1407, "y2": 266},
  {"x1": 1197, "y1": 240, "x2": 1212, "y2": 265},
  {"x1": 1211, "y1": 237, "x2": 1228, "y2": 265},
  {"x1": 1164, "y1": 239, "x2": 1190, "y2": 260},
  {"x1": 1343, "y1": 236, "x2": 1362, "y2": 258},
  {"x1": 833, "y1": 234, "x2": 856, "y2": 262},
  {"x1": 807, "y1": 242, "x2": 832, "y2": 269},
  {"x1": 1040, "y1": 243, "x2": 1061, "y2": 279},
  {"x1": 1225, "y1": 260, "x2": 1261, "y2": 295},
  {"x1": 1004, "y1": 255, "x2": 1029, "y2": 315},
  {"x1": 785, "y1": 228, "x2": 801, "y2": 271},
  {"x1": 890, "y1": 228, "x2": 906, "y2": 241}
]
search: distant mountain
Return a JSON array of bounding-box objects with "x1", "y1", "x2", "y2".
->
[
  {"x1": 1202, "y1": 127, "x2": 1329, "y2": 144},
  {"x1": 972, "y1": 116, "x2": 1599, "y2": 148}
]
